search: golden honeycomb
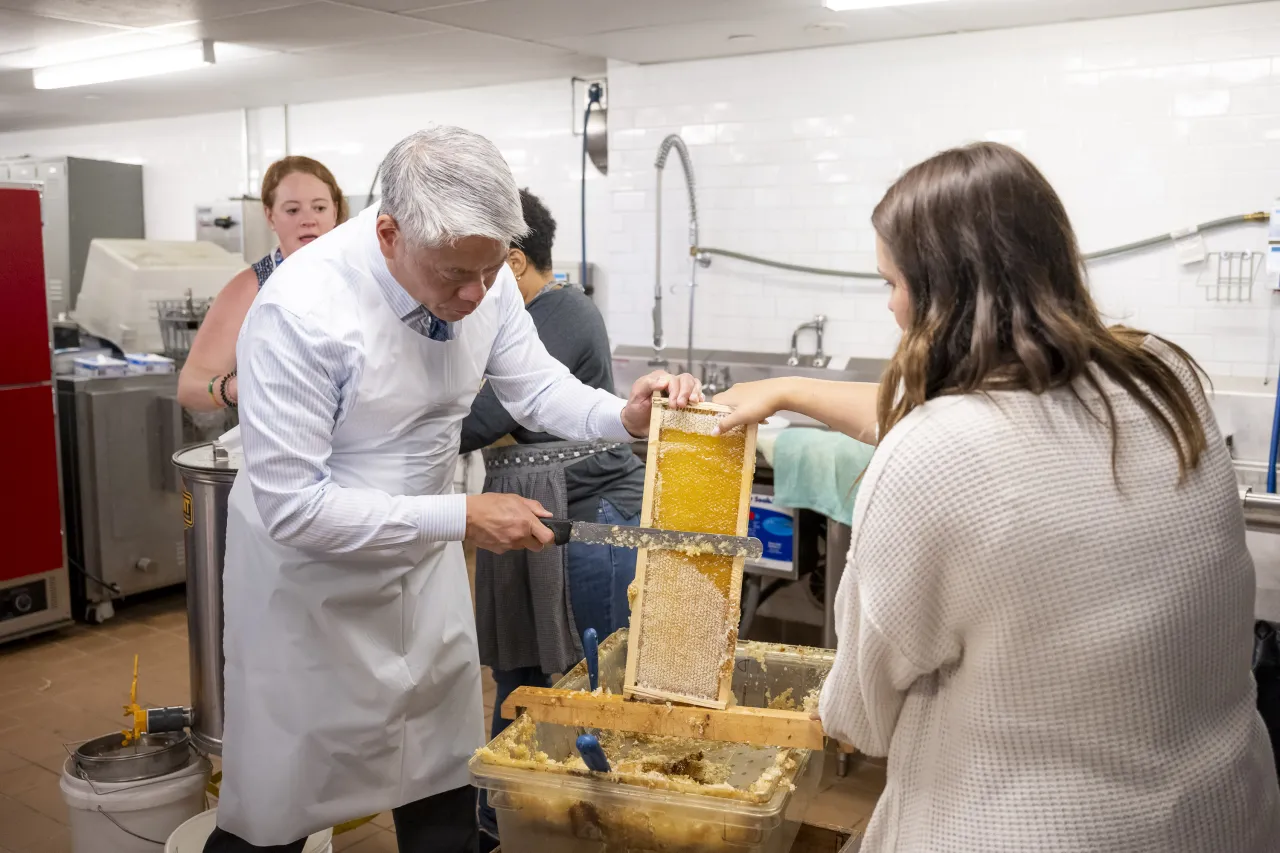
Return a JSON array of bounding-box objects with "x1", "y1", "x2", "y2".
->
[{"x1": 632, "y1": 407, "x2": 751, "y2": 704}]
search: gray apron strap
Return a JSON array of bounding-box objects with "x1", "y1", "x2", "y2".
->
[{"x1": 474, "y1": 440, "x2": 627, "y2": 674}]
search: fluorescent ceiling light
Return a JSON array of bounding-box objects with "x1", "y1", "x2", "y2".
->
[
  {"x1": 824, "y1": 0, "x2": 954, "y2": 9},
  {"x1": 32, "y1": 40, "x2": 215, "y2": 90},
  {"x1": 0, "y1": 29, "x2": 196, "y2": 71}
]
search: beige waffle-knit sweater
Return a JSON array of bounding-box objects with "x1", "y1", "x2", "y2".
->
[{"x1": 819, "y1": 338, "x2": 1280, "y2": 852}]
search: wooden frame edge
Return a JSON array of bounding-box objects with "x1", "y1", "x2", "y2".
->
[
  {"x1": 622, "y1": 393, "x2": 667, "y2": 699},
  {"x1": 623, "y1": 400, "x2": 762, "y2": 709},
  {"x1": 502, "y1": 686, "x2": 825, "y2": 751}
]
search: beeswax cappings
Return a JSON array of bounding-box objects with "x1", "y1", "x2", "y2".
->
[{"x1": 477, "y1": 715, "x2": 798, "y2": 801}]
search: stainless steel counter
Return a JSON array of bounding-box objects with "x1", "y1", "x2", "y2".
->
[
  {"x1": 613, "y1": 345, "x2": 887, "y2": 400},
  {"x1": 57, "y1": 373, "x2": 232, "y2": 623}
]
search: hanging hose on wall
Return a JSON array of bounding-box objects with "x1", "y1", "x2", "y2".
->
[
  {"x1": 694, "y1": 212, "x2": 1271, "y2": 279},
  {"x1": 695, "y1": 210, "x2": 1280, "y2": 490},
  {"x1": 580, "y1": 82, "x2": 605, "y2": 297}
]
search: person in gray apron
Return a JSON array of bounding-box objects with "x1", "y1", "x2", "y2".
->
[
  {"x1": 460, "y1": 190, "x2": 644, "y2": 847},
  {"x1": 472, "y1": 439, "x2": 640, "y2": 692}
]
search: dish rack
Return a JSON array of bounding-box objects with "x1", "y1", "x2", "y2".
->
[{"x1": 155, "y1": 289, "x2": 214, "y2": 362}]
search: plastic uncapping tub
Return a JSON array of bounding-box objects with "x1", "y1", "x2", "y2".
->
[{"x1": 471, "y1": 630, "x2": 834, "y2": 853}]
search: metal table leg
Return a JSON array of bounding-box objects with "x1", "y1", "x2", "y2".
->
[
  {"x1": 739, "y1": 574, "x2": 763, "y2": 640},
  {"x1": 824, "y1": 519, "x2": 852, "y2": 778},
  {"x1": 823, "y1": 519, "x2": 851, "y2": 650}
]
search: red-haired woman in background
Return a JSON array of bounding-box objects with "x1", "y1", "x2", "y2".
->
[{"x1": 178, "y1": 156, "x2": 348, "y2": 412}]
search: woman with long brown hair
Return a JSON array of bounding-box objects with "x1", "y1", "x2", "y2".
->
[
  {"x1": 178, "y1": 156, "x2": 348, "y2": 411},
  {"x1": 716, "y1": 142, "x2": 1279, "y2": 851}
]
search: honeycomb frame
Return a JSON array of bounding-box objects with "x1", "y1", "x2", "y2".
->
[{"x1": 623, "y1": 394, "x2": 758, "y2": 709}]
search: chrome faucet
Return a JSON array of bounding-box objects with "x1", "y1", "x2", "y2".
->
[{"x1": 787, "y1": 315, "x2": 828, "y2": 368}]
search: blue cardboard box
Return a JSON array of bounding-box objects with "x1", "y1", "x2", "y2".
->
[{"x1": 747, "y1": 492, "x2": 794, "y2": 575}]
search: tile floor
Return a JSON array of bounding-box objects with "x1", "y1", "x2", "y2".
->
[{"x1": 0, "y1": 591, "x2": 884, "y2": 852}]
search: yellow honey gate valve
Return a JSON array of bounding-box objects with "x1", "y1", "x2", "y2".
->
[
  {"x1": 121, "y1": 654, "x2": 147, "y2": 746},
  {"x1": 119, "y1": 654, "x2": 192, "y2": 746}
]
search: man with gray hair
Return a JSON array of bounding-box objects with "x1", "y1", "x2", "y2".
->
[{"x1": 208, "y1": 126, "x2": 700, "y2": 852}]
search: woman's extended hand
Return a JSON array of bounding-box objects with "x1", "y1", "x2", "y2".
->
[
  {"x1": 717, "y1": 377, "x2": 882, "y2": 445},
  {"x1": 712, "y1": 378, "x2": 790, "y2": 433}
]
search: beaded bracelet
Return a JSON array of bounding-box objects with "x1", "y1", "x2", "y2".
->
[{"x1": 218, "y1": 371, "x2": 237, "y2": 409}]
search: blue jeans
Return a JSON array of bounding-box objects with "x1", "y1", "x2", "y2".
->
[
  {"x1": 479, "y1": 499, "x2": 640, "y2": 841},
  {"x1": 564, "y1": 497, "x2": 639, "y2": 651}
]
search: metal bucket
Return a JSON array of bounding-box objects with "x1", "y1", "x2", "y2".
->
[
  {"x1": 172, "y1": 442, "x2": 238, "y2": 756},
  {"x1": 63, "y1": 733, "x2": 211, "y2": 853},
  {"x1": 74, "y1": 731, "x2": 193, "y2": 784}
]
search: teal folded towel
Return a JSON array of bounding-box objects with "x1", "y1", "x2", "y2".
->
[{"x1": 771, "y1": 428, "x2": 875, "y2": 525}]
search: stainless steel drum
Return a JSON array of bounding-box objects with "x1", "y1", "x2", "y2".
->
[{"x1": 172, "y1": 442, "x2": 238, "y2": 755}]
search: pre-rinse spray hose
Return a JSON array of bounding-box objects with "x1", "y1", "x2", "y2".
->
[
  {"x1": 653, "y1": 134, "x2": 702, "y2": 366},
  {"x1": 693, "y1": 212, "x2": 1270, "y2": 280}
]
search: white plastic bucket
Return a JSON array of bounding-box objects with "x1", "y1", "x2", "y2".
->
[
  {"x1": 165, "y1": 809, "x2": 334, "y2": 852},
  {"x1": 60, "y1": 754, "x2": 211, "y2": 853}
]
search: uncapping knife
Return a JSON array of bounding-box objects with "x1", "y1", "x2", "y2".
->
[{"x1": 543, "y1": 519, "x2": 763, "y2": 559}]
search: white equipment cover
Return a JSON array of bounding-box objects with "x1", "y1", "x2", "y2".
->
[{"x1": 73, "y1": 239, "x2": 244, "y2": 352}]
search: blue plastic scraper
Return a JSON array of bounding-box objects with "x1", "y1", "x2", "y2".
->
[
  {"x1": 576, "y1": 733, "x2": 611, "y2": 773},
  {"x1": 583, "y1": 628, "x2": 600, "y2": 692}
]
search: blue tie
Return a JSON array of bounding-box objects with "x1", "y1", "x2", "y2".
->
[{"x1": 404, "y1": 306, "x2": 452, "y2": 341}]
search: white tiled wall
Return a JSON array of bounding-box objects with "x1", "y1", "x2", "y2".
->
[
  {"x1": 0, "y1": 78, "x2": 610, "y2": 314},
  {"x1": 604, "y1": 2, "x2": 1280, "y2": 380},
  {"x1": 598, "y1": 4, "x2": 1280, "y2": 619},
  {"x1": 283, "y1": 80, "x2": 612, "y2": 316},
  {"x1": 0, "y1": 110, "x2": 247, "y2": 241}
]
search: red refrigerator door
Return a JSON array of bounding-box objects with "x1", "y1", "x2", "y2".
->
[
  {"x1": 0, "y1": 385, "x2": 63, "y2": 583},
  {"x1": 0, "y1": 185, "x2": 52, "y2": 387}
]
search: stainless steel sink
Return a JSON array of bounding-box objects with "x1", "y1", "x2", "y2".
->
[{"x1": 611, "y1": 345, "x2": 888, "y2": 398}]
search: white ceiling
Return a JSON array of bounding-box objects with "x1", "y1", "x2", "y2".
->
[{"x1": 0, "y1": 0, "x2": 1263, "y2": 131}]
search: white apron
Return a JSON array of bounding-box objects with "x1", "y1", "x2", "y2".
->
[{"x1": 219, "y1": 234, "x2": 499, "y2": 844}]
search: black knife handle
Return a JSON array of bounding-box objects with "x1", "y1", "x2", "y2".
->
[{"x1": 544, "y1": 518, "x2": 572, "y2": 546}]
